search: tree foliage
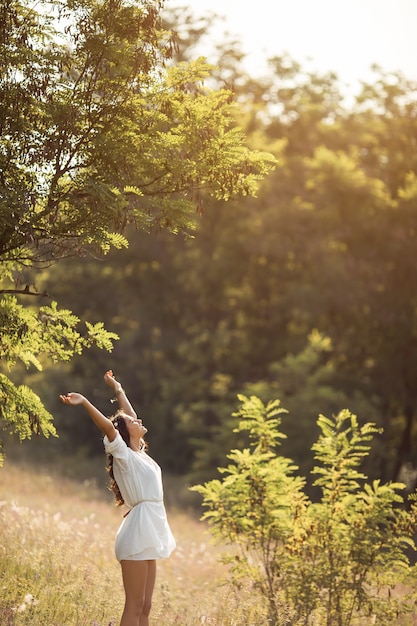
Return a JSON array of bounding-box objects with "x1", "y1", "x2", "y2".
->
[
  {"x1": 24, "y1": 56, "x2": 417, "y2": 488},
  {"x1": 0, "y1": 0, "x2": 274, "y2": 267},
  {"x1": 0, "y1": 0, "x2": 275, "y2": 463},
  {"x1": 192, "y1": 396, "x2": 417, "y2": 626},
  {"x1": 3, "y1": 5, "x2": 417, "y2": 491},
  {"x1": 0, "y1": 294, "x2": 119, "y2": 464}
]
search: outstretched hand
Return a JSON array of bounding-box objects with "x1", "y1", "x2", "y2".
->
[
  {"x1": 104, "y1": 369, "x2": 120, "y2": 391},
  {"x1": 60, "y1": 392, "x2": 86, "y2": 406}
]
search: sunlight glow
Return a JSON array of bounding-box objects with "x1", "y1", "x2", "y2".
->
[{"x1": 166, "y1": 0, "x2": 417, "y2": 87}]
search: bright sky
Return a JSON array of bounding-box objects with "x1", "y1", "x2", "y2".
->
[{"x1": 165, "y1": 0, "x2": 417, "y2": 90}]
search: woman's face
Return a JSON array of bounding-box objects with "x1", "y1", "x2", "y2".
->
[{"x1": 124, "y1": 415, "x2": 147, "y2": 439}]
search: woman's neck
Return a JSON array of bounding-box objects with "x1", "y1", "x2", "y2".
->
[{"x1": 130, "y1": 437, "x2": 143, "y2": 452}]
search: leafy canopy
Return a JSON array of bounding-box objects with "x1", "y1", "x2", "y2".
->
[
  {"x1": 0, "y1": 0, "x2": 275, "y2": 463},
  {"x1": 0, "y1": 0, "x2": 275, "y2": 268}
]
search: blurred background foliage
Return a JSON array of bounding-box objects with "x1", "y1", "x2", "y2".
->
[{"x1": 3, "y1": 5, "x2": 417, "y2": 498}]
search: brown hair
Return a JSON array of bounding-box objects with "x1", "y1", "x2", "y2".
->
[{"x1": 106, "y1": 411, "x2": 147, "y2": 507}]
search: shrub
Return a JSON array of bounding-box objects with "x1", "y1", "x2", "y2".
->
[{"x1": 192, "y1": 395, "x2": 417, "y2": 625}]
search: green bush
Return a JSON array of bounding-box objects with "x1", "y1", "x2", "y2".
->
[{"x1": 192, "y1": 395, "x2": 417, "y2": 626}]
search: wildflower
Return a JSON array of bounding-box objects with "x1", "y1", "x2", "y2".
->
[{"x1": 13, "y1": 593, "x2": 38, "y2": 613}]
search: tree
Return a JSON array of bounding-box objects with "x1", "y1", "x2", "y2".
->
[
  {"x1": 9, "y1": 8, "x2": 417, "y2": 490},
  {"x1": 192, "y1": 395, "x2": 417, "y2": 626},
  {"x1": 0, "y1": 0, "x2": 276, "y2": 463},
  {"x1": 1, "y1": 0, "x2": 275, "y2": 265},
  {"x1": 230, "y1": 59, "x2": 417, "y2": 483}
]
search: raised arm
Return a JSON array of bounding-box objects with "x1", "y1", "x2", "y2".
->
[
  {"x1": 59, "y1": 392, "x2": 117, "y2": 441},
  {"x1": 104, "y1": 370, "x2": 137, "y2": 419}
]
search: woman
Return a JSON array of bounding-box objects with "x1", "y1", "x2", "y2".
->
[{"x1": 60, "y1": 370, "x2": 176, "y2": 626}]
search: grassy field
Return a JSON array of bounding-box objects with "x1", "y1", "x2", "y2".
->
[
  {"x1": 2, "y1": 461, "x2": 417, "y2": 626},
  {"x1": 0, "y1": 461, "x2": 266, "y2": 626}
]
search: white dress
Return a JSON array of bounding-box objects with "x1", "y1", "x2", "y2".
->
[{"x1": 103, "y1": 431, "x2": 176, "y2": 562}]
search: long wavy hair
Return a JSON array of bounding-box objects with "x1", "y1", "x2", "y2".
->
[{"x1": 106, "y1": 411, "x2": 147, "y2": 507}]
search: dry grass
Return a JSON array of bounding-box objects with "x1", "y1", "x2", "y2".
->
[
  {"x1": 0, "y1": 461, "x2": 267, "y2": 626},
  {"x1": 2, "y1": 461, "x2": 415, "y2": 626}
]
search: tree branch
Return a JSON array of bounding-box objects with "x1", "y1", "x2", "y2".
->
[{"x1": 0, "y1": 285, "x2": 49, "y2": 297}]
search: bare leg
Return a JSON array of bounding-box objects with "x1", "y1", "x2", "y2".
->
[
  {"x1": 120, "y1": 560, "x2": 155, "y2": 626},
  {"x1": 140, "y1": 560, "x2": 156, "y2": 626}
]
